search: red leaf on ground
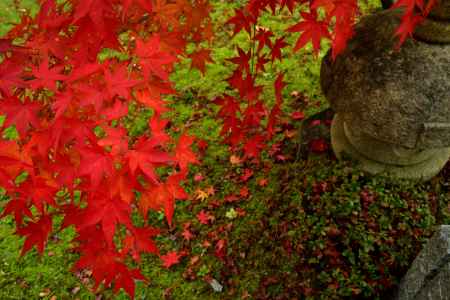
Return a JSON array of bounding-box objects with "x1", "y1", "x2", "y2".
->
[
  {"x1": 240, "y1": 168, "x2": 253, "y2": 182},
  {"x1": 197, "y1": 210, "x2": 212, "y2": 225},
  {"x1": 161, "y1": 251, "x2": 182, "y2": 268},
  {"x1": 258, "y1": 178, "x2": 268, "y2": 187},
  {"x1": 310, "y1": 138, "x2": 328, "y2": 153},
  {"x1": 291, "y1": 111, "x2": 305, "y2": 120},
  {"x1": 182, "y1": 228, "x2": 194, "y2": 241},
  {"x1": 214, "y1": 239, "x2": 227, "y2": 261},
  {"x1": 240, "y1": 186, "x2": 250, "y2": 198}
]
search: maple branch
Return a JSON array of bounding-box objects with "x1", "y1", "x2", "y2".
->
[{"x1": 250, "y1": 22, "x2": 257, "y2": 77}]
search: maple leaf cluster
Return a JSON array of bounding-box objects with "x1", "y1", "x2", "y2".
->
[
  {"x1": 0, "y1": 0, "x2": 211, "y2": 298},
  {"x1": 216, "y1": 0, "x2": 435, "y2": 162},
  {"x1": 391, "y1": 0, "x2": 436, "y2": 44},
  {"x1": 214, "y1": 0, "x2": 358, "y2": 162}
]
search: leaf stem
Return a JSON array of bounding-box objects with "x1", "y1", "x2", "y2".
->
[{"x1": 250, "y1": 22, "x2": 257, "y2": 77}]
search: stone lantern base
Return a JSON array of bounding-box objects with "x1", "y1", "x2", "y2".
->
[{"x1": 331, "y1": 114, "x2": 450, "y2": 181}]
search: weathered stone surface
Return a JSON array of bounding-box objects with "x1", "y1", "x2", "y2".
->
[
  {"x1": 331, "y1": 113, "x2": 450, "y2": 181},
  {"x1": 321, "y1": 9, "x2": 450, "y2": 150},
  {"x1": 395, "y1": 226, "x2": 450, "y2": 300},
  {"x1": 343, "y1": 116, "x2": 439, "y2": 165},
  {"x1": 414, "y1": 18, "x2": 450, "y2": 43},
  {"x1": 414, "y1": 262, "x2": 450, "y2": 300}
]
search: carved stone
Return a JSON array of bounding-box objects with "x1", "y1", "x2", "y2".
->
[{"x1": 320, "y1": 6, "x2": 450, "y2": 180}]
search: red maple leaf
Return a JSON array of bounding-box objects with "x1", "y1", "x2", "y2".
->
[
  {"x1": 160, "y1": 251, "x2": 182, "y2": 268},
  {"x1": 182, "y1": 227, "x2": 194, "y2": 241},
  {"x1": 78, "y1": 146, "x2": 114, "y2": 189},
  {"x1": 174, "y1": 134, "x2": 199, "y2": 171},
  {"x1": 1, "y1": 97, "x2": 41, "y2": 137},
  {"x1": 74, "y1": 237, "x2": 146, "y2": 298},
  {"x1": 101, "y1": 99, "x2": 129, "y2": 120},
  {"x1": 292, "y1": 111, "x2": 305, "y2": 120},
  {"x1": 228, "y1": 47, "x2": 251, "y2": 75},
  {"x1": 311, "y1": 0, "x2": 357, "y2": 58},
  {"x1": 106, "y1": 170, "x2": 136, "y2": 205},
  {"x1": 135, "y1": 87, "x2": 169, "y2": 114},
  {"x1": 72, "y1": 0, "x2": 111, "y2": 34},
  {"x1": 130, "y1": 227, "x2": 160, "y2": 255},
  {"x1": 310, "y1": 138, "x2": 328, "y2": 153},
  {"x1": 274, "y1": 73, "x2": 286, "y2": 103},
  {"x1": 0, "y1": 60, "x2": 25, "y2": 96},
  {"x1": 19, "y1": 175, "x2": 58, "y2": 214},
  {"x1": 0, "y1": 140, "x2": 33, "y2": 177},
  {"x1": 288, "y1": 10, "x2": 331, "y2": 54},
  {"x1": 258, "y1": 178, "x2": 269, "y2": 187},
  {"x1": 1, "y1": 196, "x2": 33, "y2": 226},
  {"x1": 74, "y1": 83, "x2": 105, "y2": 112},
  {"x1": 113, "y1": 266, "x2": 147, "y2": 299},
  {"x1": 331, "y1": 21, "x2": 354, "y2": 59},
  {"x1": 122, "y1": 0, "x2": 153, "y2": 17},
  {"x1": 135, "y1": 35, "x2": 177, "y2": 80},
  {"x1": 243, "y1": 134, "x2": 266, "y2": 159},
  {"x1": 215, "y1": 239, "x2": 227, "y2": 261},
  {"x1": 103, "y1": 63, "x2": 141, "y2": 100},
  {"x1": 240, "y1": 186, "x2": 250, "y2": 198},
  {"x1": 148, "y1": 116, "x2": 170, "y2": 146},
  {"x1": 255, "y1": 28, "x2": 274, "y2": 52},
  {"x1": 255, "y1": 54, "x2": 270, "y2": 72},
  {"x1": 240, "y1": 168, "x2": 254, "y2": 182},
  {"x1": 121, "y1": 227, "x2": 159, "y2": 262},
  {"x1": 16, "y1": 214, "x2": 53, "y2": 256},
  {"x1": 97, "y1": 125, "x2": 129, "y2": 156},
  {"x1": 152, "y1": 0, "x2": 184, "y2": 28},
  {"x1": 185, "y1": 0, "x2": 212, "y2": 29},
  {"x1": 270, "y1": 37, "x2": 288, "y2": 62},
  {"x1": 29, "y1": 57, "x2": 66, "y2": 90},
  {"x1": 126, "y1": 137, "x2": 172, "y2": 183},
  {"x1": 197, "y1": 210, "x2": 212, "y2": 225},
  {"x1": 52, "y1": 91, "x2": 73, "y2": 120},
  {"x1": 394, "y1": 12, "x2": 424, "y2": 46},
  {"x1": 189, "y1": 48, "x2": 214, "y2": 74},
  {"x1": 280, "y1": 0, "x2": 297, "y2": 12},
  {"x1": 216, "y1": 95, "x2": 241, "y2": 118},
  {"x1": 79, "y1": 194, "x2": 133, "y2": 246},
  {"x1": 226, "y1": 9, "x2": 255, "y2": 35},
  {"x1": 67, "y1": 62, "x2": 102, "y2": 83},
  {"x1": 139, "y1": 172, "x2": 188, "y2": 224}
]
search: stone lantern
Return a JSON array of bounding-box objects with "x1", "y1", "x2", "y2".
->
[{"x1": 320, "y1": 3, "x2": 450, "y2": 180}]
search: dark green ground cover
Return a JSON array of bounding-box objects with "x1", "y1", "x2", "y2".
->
[{"x1": 1, "y1": 0, "x2": 449, "y2": 299}]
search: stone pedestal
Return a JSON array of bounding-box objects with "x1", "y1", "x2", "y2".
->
[
  {"x1": 331, "y1": 114, "x2": 450, "y2": 180},
  {"x1": 320, "y1": 5, "x2": 450, "y2": 180}
]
